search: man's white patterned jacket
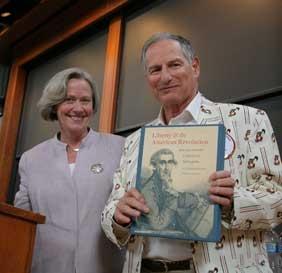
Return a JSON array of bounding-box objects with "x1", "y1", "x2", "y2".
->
[{"x1": 102, "y1": 96, "x2": 282, "y2": 273}]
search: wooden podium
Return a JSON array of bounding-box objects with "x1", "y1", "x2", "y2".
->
[{"x1": 0, "y1": 202, "x2": 45, "y2": 273}]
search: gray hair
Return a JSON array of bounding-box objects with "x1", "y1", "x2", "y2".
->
[
  {"x1": 141, "y1": 32, "x2": 196, "y2": 71},
  {"x1": 150, "y1": 148, "x2": 177, "y2": 167},
  {"x1": 37, "y1": 67, "x2": 99, "y2": 121}
]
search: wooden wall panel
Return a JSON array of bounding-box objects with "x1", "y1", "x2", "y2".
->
[
  {"x1": 15, "y1": 0, "x2": 128, "y2": 65},
  {"x1": 0, "y1": 63, "x2": 26, "y2": 202},
  {"x1": 99, "y1": 16, "x2": 123, "y2": 133},
  {"x1": 0, "y1": 203, "x2": 45, "y2": 273}
]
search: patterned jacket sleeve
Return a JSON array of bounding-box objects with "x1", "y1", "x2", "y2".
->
[
  {"x1": 231, "y1": 108, "x2": 282, "y2": 230},
  {"x1": 101, "y1": 130, "x2": 140, "y2": 247}
]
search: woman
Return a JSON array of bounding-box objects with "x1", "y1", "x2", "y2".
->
[{"x1": 14, "y1": 68, "x2": 125, "y2": 273}]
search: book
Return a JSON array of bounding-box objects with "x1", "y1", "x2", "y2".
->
[{"x1": 130, "y1": 124, "x2": 225, "y2": 242}]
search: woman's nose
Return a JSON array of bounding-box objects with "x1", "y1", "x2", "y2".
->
[{"x1": 72, "y1": 100, "x2": 84, "y2": 111}]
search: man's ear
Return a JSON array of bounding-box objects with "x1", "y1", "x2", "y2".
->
[{"x1": 191, "y1": 57, "x2": 200, "y2": 78}]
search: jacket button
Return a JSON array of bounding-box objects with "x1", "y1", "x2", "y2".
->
[
  {"x1": 260, "y1": 260, "x2": 265, "y2": 266},
  {"x1": 208, "y1": 268, "x2": 218, "y2": 273}
]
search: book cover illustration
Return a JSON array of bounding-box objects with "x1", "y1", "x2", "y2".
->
[{"x1": 131, "y1": 124, "x2": 225, "y2": 242}]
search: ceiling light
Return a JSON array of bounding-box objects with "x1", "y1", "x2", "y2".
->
[{"x1": 1, "y1": 12, "x2": 11, "y2": 18}]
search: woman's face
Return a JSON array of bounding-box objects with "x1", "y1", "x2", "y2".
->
[{"x1": 57, "y1": 78, "x2": 93, "y2": 139}]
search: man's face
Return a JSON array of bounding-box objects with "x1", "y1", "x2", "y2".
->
[
  {"x1": 145, "y1": 39, "x2": 200, "y2": 110},
  {"x1": 155, "y1": 154, "x2": 175, "y2": 185}
]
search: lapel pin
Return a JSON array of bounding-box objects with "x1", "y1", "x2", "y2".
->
[
  {"x1": 224, "y1": 133, "x2": 236, "y2": 159},
  {"x1": 91, "y1": 163, "x2": 104, "y2": 174}
]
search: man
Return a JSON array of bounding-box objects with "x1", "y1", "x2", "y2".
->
[
  {"x1": 148, "y1": 148, "x2": 176, "y2": 189},
  {"x1": 141, "y1": 148, "x2": 213, "y2": 239},
  {"x1": 140, "y1": 148, "x2": 178, "y2": 230},
  {"x1": 102, "y1": 33, "x2": 282, "y2": 273}
]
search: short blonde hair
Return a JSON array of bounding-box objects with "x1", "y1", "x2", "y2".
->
[{"x1": 37, "y1": 67, "x2": 99, "y2": 121}]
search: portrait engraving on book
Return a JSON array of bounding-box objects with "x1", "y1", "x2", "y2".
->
[{"x1": 132, "y1": 125, "x2": 225, "y2": 242}]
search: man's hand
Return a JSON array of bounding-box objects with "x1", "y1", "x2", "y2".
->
[
  {"x1": 114, "y1": 188, "x2": 150, "y2": 226},
  {"x1": 208, "y1": 170, "x2": 235, "y2": 207}
]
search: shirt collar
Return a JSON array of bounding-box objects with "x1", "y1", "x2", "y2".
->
[
  {"x1": 53, "y1": 128, "x2": 96, "y2": 150},
  {"x1": 155, "y1": 92, "x2": 202, "y2": 125}
]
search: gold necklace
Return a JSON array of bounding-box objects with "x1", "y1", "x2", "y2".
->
[{"x1": 67, "y1": 145, "x2": 80, "y2": 152}]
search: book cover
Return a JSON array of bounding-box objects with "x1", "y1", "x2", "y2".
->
[{"x1": 130, "y1": 124, "x2": 225, "y2": 242}]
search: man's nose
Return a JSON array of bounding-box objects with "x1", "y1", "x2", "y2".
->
[
  {"x1": 163, "y1": 162, "x2": 169, "y2": 169},
  {"x1": 160, "y1": 67, "x2": 172, "y2": 83}
]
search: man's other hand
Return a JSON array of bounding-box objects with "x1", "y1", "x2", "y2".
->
[
  {"x1": 208, "y1": 170, "x2": 235, "y2": 207},
  {"x1": 114, "y1": 188, "x2": 150, "y2": 226}
]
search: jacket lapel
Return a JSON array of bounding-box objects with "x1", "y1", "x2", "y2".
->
[{"x1": 197, "y1": 100, "x2": 224, "y2": 125}]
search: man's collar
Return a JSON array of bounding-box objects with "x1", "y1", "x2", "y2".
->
[{"x1": 156, "y1": 92, "x2": 202, "y2": 125}]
